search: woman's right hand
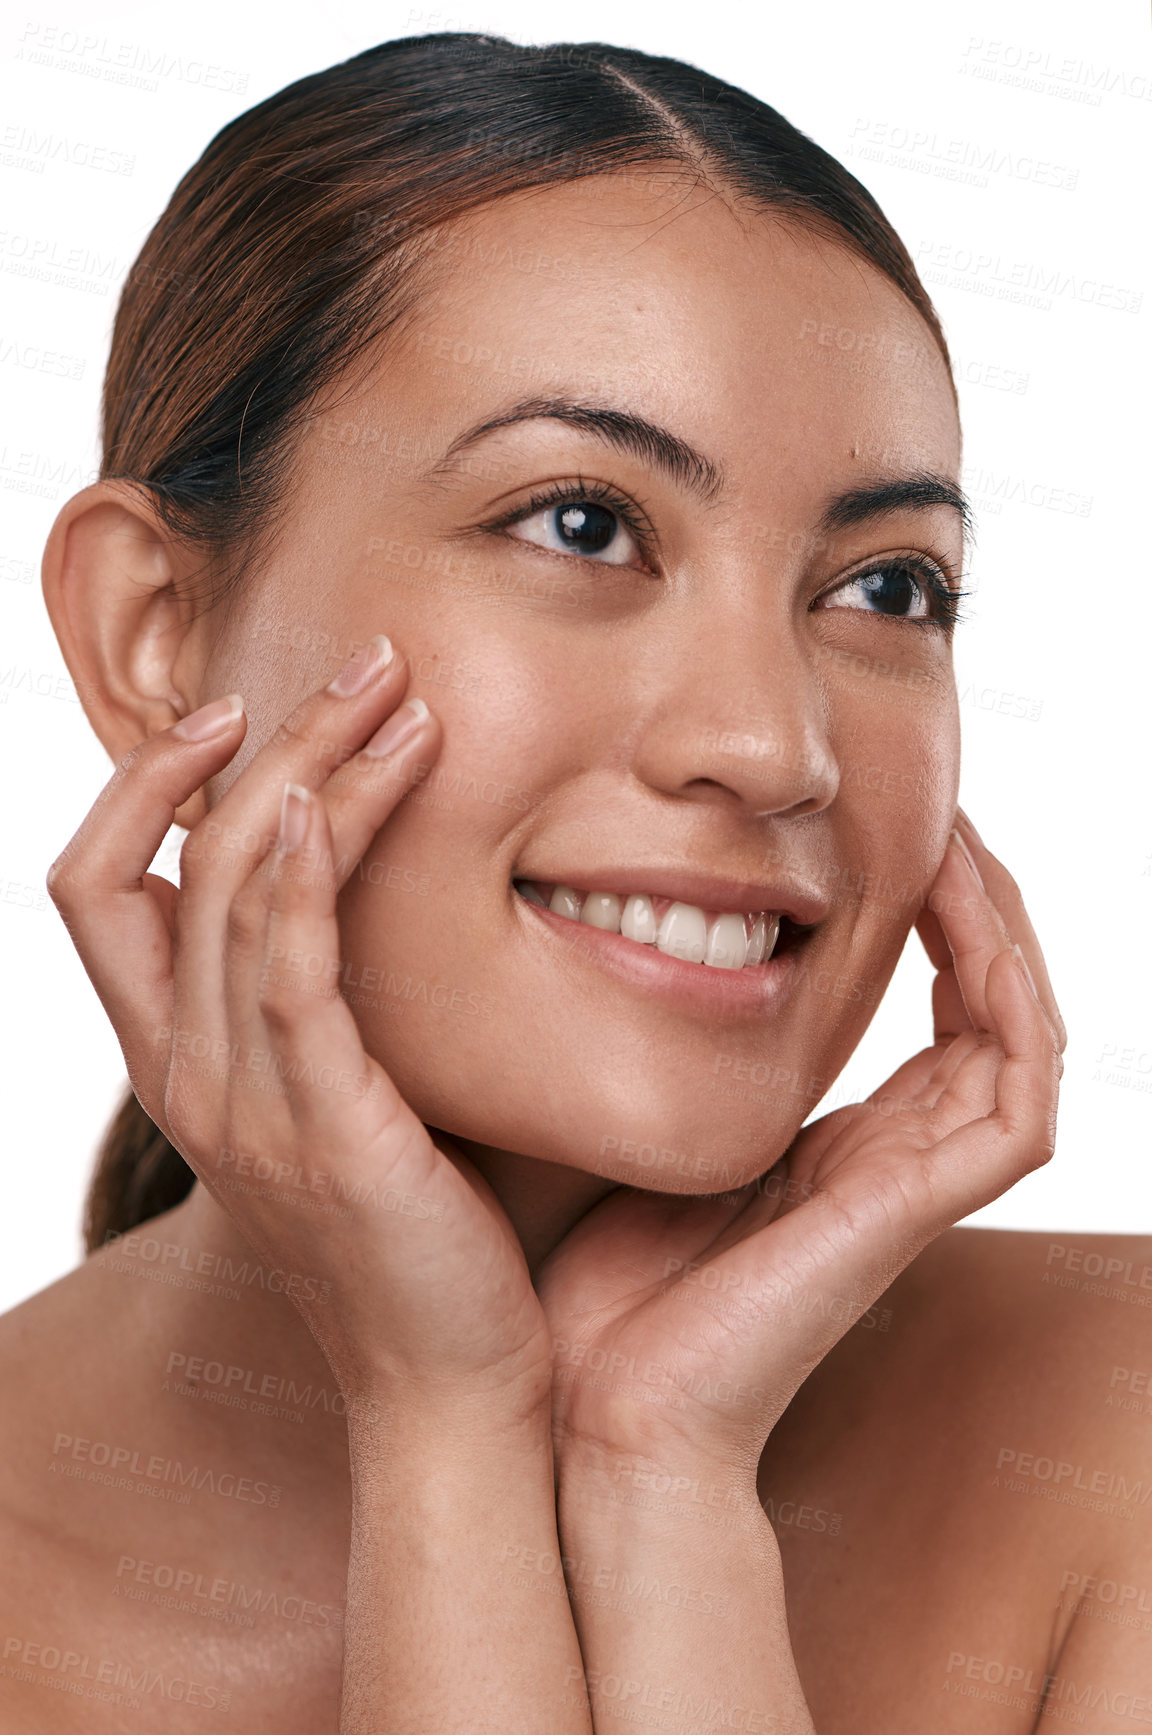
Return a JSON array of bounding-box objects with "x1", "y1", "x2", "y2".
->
[{"x1": 46, "y1": 636, "x2": 552, "y2": 1415}]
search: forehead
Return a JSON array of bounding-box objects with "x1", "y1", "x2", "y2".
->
[{"x1": 394, "y1": 173, "x2": 961, "y2": 488}]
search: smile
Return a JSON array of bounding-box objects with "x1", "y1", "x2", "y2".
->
[{"x1": 514, "y1": 879, "x2": 781, "y2": 971}]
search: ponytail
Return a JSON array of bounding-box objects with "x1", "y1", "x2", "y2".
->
[{"x1": 84, "y1": 1086, "x2": 195, "y2": 1253}]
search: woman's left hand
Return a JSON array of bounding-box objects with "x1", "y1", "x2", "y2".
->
[{"x1": 537, "y1": 812, "x2": 1065, "y2": 1474}]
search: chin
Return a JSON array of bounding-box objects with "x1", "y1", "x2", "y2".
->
[{"x1": 405, "y1": 1055, "x2": 820, "y2": 1196}]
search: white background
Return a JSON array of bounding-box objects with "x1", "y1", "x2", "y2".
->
[{"x1": 1, "y1": 0, "x2": 1148, "y2": 1315}]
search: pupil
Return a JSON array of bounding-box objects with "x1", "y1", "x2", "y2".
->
[
  {"x1": 556, "y1": 502, "x2": 616, "y2": 552},
  {"x1": 864, "y1": 567, "x2": 917, "y2": 615}
]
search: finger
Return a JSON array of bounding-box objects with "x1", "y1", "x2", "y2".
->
[
  {"x1": 221, "y1": 698, "x2": 440, "y2": 1060},
  {"x1": 912, "y1": 899, "x2": 950, "y2": 973},
  {"x1": 172, "y1": 636, "x2": 426, "y2": 1063},
  {"x1": 955, "y1": 808, "x2": 1066, "y2": 1050},
  {"x1": 45, "y1": 695, "x2": 247, "y2": 1097},
  {"x1": 924, "y1": 944, "x2": 1062, "y2": 1216},
  {"x1": 221, "y1": 700, "x2": 440, "y2": 1054},
  {"x1": 926, "y1": 832, "x2": 1013, "y2": 1035},
  {"x1": 863, "y1": 1027, "x2": 985, "y2": 1119},
  {"x1": 914, "y1": 894, "x2": 974, "y2": 1043},
  {"x1": 929, "y1": 957, "x2": 972, "y2": 1044},
  {"x1": 244, "y1": 785, "x2": 429, "y2": 1159},
  {"x1": 914, "y1": 866, "x2": 981, "y2": 1043},
  {"x1": 276, "y1": 690, "x2": 442, "y2": 912},
  {"x1": 717, "y1": 953, "x2": 1058, "y2": 1362}
]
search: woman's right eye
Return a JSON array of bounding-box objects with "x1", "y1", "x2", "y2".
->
[{"x1": 505, "y1": 499, "x2": 642, "y2": 566}]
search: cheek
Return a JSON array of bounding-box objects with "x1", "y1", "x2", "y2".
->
[{"x1": 830, "y1": 665, "x2": 960, "y2": 939}]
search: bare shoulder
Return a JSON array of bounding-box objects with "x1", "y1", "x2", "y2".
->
[
  {"x1": 841, "y1": 1224, "x2": 1152, "y2": 1538},
  {"x1": 892, "y1": 1225, "x2": 1152, "y2": 1449},
  {"x1": 763, "y1": 1227, "x2": 1152, "y2": 1732}
]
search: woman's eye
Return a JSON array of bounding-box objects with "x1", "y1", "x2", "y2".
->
[
  {"x1": 505, "y1": 499, "x2": 641, "y2": 566},
  {"x1": 819, "y1": 561, "x2": 936, "y2": 621}
]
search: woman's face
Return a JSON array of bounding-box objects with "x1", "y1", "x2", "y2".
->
[{"x1": 193, "y1": 172, "x2": 964, "y2": 1192}]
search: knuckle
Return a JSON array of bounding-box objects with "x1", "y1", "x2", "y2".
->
[
  {"x1": 45, "y1": 850, "x2": 78, "y2": 904},
  {"x1": 256, "y1": 973, "x2": 315, "y2": 1031},
  {"x1": 225, "y1": 887, "x2": 267, "y2": 955},
  {"x1": 272, "y1": 706, "x2": 313, "y2": 753}
]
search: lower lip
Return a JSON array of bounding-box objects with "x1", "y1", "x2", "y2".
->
[{"x1": 513, "y1": 891, "x2": 804, "y2": 1017}]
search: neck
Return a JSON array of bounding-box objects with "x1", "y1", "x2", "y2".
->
[
  {"x1": 451, "y1": 1137, "x2": 619, "y2": 1276},
  {"x1": 91, "y1": 1142, "x2": 617, "y2": 1452}
]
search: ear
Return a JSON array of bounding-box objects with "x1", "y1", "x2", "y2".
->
[{"x1": 42, "y1": 479, "x2": 215, "y2": 830}]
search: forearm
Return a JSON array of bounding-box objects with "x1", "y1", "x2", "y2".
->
[
  {"x1": 557, "y1": 1443, "x2": 816, "y2": 1735},
  {"x1": 341, "y1": 1391, "x2": 593, "y2": 1734}
]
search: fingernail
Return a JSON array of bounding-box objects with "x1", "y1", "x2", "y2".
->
[
  {"x1": 362, "y1": 697, "x2": 430, "y2": 758},
  {"x1": 950, "y1": 827, "x2": 984, "y2": 889},
  {"x1": 172, "y1": 693, "x2": 245, "y2": 741},
  {"x1": 327, "y1": 635, "x2": 394, "y2": 697},
  {"x1": 1011, "y1": 943, "x2": 1039, "y2": 999},
  {"x1": 279, "y1": 782, "x2": 312, "y2": 853}
]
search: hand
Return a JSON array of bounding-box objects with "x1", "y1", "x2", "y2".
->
[
  {"x1": 47, "y1": 640, "x2": 551, "y2": 1413},
  {"x1": 536, "y1": 814, "x2": 1064, "y2": 1471}
]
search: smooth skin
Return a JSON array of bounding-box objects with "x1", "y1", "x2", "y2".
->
[{"x1": 0, "y1": 172, "x2": 1139, "y2": 1732}]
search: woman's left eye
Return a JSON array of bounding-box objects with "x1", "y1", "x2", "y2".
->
[
  {"x1": 504, "y1": 499, "x2": 641, "y2": 566},
  {"x1": 818, "y1": 560, "x2": 944, "y2": 621}
]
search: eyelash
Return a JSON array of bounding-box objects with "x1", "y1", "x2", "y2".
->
[
  {"x1": 485, "y1": 482, "x2": 971, "y2": 630},
  {"x1": 484, "y1": 477, "x2": 657, "y2": 554},
  {"x1": 828, "y1": 552, "x2": 972, "y2": 632}
]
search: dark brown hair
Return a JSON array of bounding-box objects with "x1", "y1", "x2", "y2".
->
[{"x1": 84, "y1": 30, "x2": 953, "y2": 1253}]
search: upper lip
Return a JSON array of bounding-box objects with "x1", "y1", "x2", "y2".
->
[{"x1": 514, "y1": 865, "x2": 832, "y2": 927}]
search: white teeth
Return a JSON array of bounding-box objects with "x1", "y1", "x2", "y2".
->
[
  {"x1": 704, "y1": 912, "x2": 749, "y2": 970},
  {"x1": 656, "y1": 902, "x2": 708, "y2": 964},
  {"x1": 549, "y1": 884, "x2": 583, "y2": 920},
  {"x1": 580, "y1": 891, "x2": 622, "y2": 932},
  {"x1": 519, "y1": 878, "x2": 784, "y2": 970},
  {"x1": 620, "y1": 893, "x2": 657, "y2": 945},
  {"x1": 745, "y1": 913, "x2": 780, "y2": 965}
]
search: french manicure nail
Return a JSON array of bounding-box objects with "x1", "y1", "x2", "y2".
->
[
  {"x1": 279, "y1": 783, "x2": 312, "y2": 852},
  {"x1": 362, "y1": 697, "x2": 430, "y2": 758},
  {"x1": 171, "y1": 693, "x2": 245, "y2": 741},
  {"x1": 327, "y1": 634, "x2": 394, "y2": 697},
  {"x1": 950, "y1": 827, "x2": 984, "y2": 889}
]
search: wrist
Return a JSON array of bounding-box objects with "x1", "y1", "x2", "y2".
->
[
  {"x1": 556, "y1": 1435, "x2": 765, "y2": 1537},
  {"x1": 351, "y1": 1378, "x2": 551, "y2": 1449}
]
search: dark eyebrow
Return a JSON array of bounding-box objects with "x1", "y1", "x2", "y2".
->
[
  {"x1": 434, "y1": 395, "x2": 723, "y2": 503},
  {"x1": 817, "y1": 473, "x2": 973, "y2": 546}
]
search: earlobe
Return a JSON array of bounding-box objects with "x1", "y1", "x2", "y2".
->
[{"x1": 42, "y1": 479, "x2": 212, "y2": 828}]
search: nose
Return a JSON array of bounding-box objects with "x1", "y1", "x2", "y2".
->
[{"x1": 624, "y1": 593, "x2": 840, "y2": 820}]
